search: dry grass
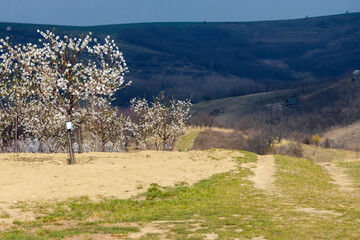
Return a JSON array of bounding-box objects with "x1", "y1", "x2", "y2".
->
[
  {"x1": 191, "y1": 129, "x2": 246, "y2": 150},
  {"x1": 275, "y1": 139, "x2": 358, "y2": 163},
  {"x1": 174, "y1": 126, "x2": 235, "y2": 151},
  {"x1": 323, "y1": 121, "x2": 360, "y2": 150}
]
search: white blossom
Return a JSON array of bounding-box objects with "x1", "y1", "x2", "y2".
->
[
  {"x1": 130, "y1": 92, "x2": 191, "y2": 150},
  {"x1": 0, "y1": 30, "x2": 130, "y2": 157}
]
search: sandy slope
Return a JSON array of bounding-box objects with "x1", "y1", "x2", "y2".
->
[{"x1": 0, "y1": 150, "x2": 241, "y2": 204}]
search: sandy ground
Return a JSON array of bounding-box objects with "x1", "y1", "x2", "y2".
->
[{"x1": 0, "y1": 150, "x2": 241, "y2": 204}]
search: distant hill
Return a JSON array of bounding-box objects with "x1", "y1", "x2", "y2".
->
[
  {"x1": 1, "y1": 13, "x2": 360, "y2": 105},
  {"x1": 191, "y1": 78, "x2": 360, "y2": 136}
]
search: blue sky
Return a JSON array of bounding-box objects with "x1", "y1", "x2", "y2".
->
[{"x1": 0, "y1": 0, "x2": 359, "y2": 26}]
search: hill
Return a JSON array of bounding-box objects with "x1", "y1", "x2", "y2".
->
[
  {"x1": 191, "y1": 78, "x2": 360, "y2": 148},
  {"x1": 190, "y1": 81, "x2": 334, "y2": 125},
  {"x1": 323, "y1": 121, "x2": 360, "y2": 150},
  {"x1": 1, "y1": 13, "x2": 360, "y2": 105}
]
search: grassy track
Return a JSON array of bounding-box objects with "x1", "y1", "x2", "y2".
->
[
  {"x1": 1, "y1": 151, "x2": 360, "y2": 239},
  {"x1": 174, "y1": 128, "x2": 202, "y2": 151},
  {"x1": 337, "y1": 161, "x2": 360, "y2": 185}
]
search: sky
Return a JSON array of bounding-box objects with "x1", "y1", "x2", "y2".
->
[{"x1": 0, "y1": 0, "x2": 359, "y2": 26}]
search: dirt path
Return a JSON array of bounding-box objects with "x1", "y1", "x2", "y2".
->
[
  {"x1": 319, "y1": 162, "x2": 355, "y2": 191},
  {"x1": 248, "y1": 155, "x2": 276, "y2": 191}
]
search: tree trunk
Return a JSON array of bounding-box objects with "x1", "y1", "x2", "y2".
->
[
  {"x1": 14, "y1": 116, "x2": 18, "y2": 153},
  {"x1": 101, "y1": 138, "x2": 106, "y2": 152},
  {"x1": 77, "y1": 126, "x2": 83, "y2": 153},
  {"x1": 67, "y1": 115, "x2": 75, "y2": 164},
  {"x1": 39, "y1": 138, "x2": 42, "y2": 153},
  {"x1": 67, "y1": 129, "x2": 74, "y2": 164},
  {"x1": 163, "y1": 140, "x2": 167, "y2": 151}
]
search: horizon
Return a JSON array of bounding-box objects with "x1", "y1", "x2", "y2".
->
[
  {"x1": 1, "y1": 11, "x2": 359, "y2": 28},
  {"x1": 1, "y1": 0, "x2": 360, "y2": 27}
]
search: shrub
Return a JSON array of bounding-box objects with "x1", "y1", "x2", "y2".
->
[
  {"x1": 245, "y1": 132, "x2": 274, "y2": 155},
  {"x1": 323, "y1": 138, "x2": 332, "y2": 148},
  {"x1": 302, "y1": 135, "x2": 313, "y2": 145},
  {"x1": 312, "y1": 134, "x2": 321, "y2": 146},
  {"x1": 276, "y1": 142, "x2": 303, "y2": 158}
]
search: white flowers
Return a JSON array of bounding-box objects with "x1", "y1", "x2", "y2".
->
[
  {"x1": 0, "y1": 30, "x2": 192, "y2": 154},
  {"x1": 130, "y1": 92, "x2": 191, "y2": 150},
  {"x1": 0, "y1": 30, "x2": 130, "y2": 155}
]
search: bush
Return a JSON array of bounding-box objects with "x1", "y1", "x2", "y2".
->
[
  {"x1": 312, "y1": 134, "x2": 321, "y2": 146},
  {"x1": 302, "y1": 135, "x2": 313, "y2": 145},
  {"x1": 245, "y1": 132, "x2": 274, "y2": 155},
  {"x1": 276, "y1": 142, "x2": 303, "y2": 158},
  {"x1": 323, "y1": 138, "x2": 332, "y2": 148}
]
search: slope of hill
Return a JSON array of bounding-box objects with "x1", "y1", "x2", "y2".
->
[
  {"x1": 323, "y1": 121, "x2": 360, "y2": 150},
  {"x1": 1, "y1": 13, "x2": 360, "y2": 105},
  {"x1": 191, "y1": 78, "x2": 360, "y2": 140},
  {"x1": 191, "y1": 87, "x2": 301, "y2": 124},
  {"x1": 191, "y1": 82, "x2": 330, "y2": 125}
]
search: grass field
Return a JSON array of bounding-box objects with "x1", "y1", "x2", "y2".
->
[{"x1": 0, "y1": 147, "x2": 360, "y2": 239}]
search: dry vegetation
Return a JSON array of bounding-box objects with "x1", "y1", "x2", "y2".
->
[
  {"x1": 323, "y1": 121, "x2": 360, "y2": 150},
  {"x1": 190, "y1": 79, "x2": 360, "y2": 156},
  {"x1": 190, "y1": 128, "x2": 275, "y2": 155},
  {"x1": 192, "y1": 129, "x2": 246, "y2": 150}
]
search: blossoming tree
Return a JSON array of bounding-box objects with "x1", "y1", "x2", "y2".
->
[
  {"x1": 0, "y1": 30, "x2": 130, "y2": 163},
  {"x1": 0, "y1": 39, "x2": 36, "y2": 153},
  {"x1": 131, "y1": 92, "x2": 191, "y2": 150},
  {"x1": 22, "y1": 100, "x2": 66, "y2": 153},
  {"x1": 87, "y1": 103, "x2": 133, "y2": 152}
]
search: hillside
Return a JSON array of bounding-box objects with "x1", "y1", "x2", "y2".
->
[
  {"x1": 191, "y1": 78, "x2": 360, "y2": 145},
  {"x1": 323, "y1": 121, "x2": 360, "y2": 150},
  {"x1": 1, "y1": 13, "x2": 360, "y2": 105},
  {"x1": 191, "y1": 81, "x2": 334, "y2": 125},
  {"x1": 191, "y1": 87, "x2": 303, "y2": 125}
]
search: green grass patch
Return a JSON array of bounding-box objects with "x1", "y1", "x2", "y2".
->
[
  {"x1": 274, "y1": 155, "x2": 360, "y2": 239},
  {"x1": 0, "y1": 211, "x2": 10, "y2": 218},
  {"x1": 42, "y1": 226, "x2": 138, "y2": 239},
  {"x1": 337, "y1": 161, "x2": 360, "y2": 185},
  {"x1": 0, "y1": 230, "x2": 40, "y2": 240},
  {"x1": 174, "y1": 129, "x2": 201, "y2": 151}
]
